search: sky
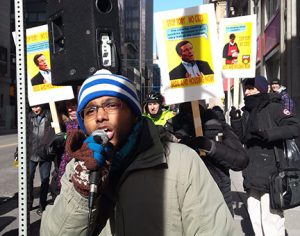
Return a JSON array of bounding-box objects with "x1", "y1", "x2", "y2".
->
[
  {"x1": 154, "y1": 0, "x2": 204, "y2": 12},
  {"x1": 153, "y1": 0, "x2": 204, "y2": 55}
]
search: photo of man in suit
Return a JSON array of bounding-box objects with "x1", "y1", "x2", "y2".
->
[
  {"x1": 31, "y1": 54, "x2": 52, "y2": 86},
  {"x1": 169, "y1": 40, "x2": 214, "y2": 80}
]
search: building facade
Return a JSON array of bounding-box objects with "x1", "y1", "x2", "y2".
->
[
  {"x1": 121, "y1": 0, "x2": 153, "y2": 103},
  {"x1": 0, "y1": 0, "x2": 16, "y2": 134},
  {"x1": 252, "y1": 0, "x2": 300, "y2": 117},
  {"x1": 204, "y1": 0, "x2": 300, "y2": 117},
  {"x1": 0, "y1": 0, "x2": 153, "y2": 134}
]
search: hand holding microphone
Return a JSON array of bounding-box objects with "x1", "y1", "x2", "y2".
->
[
  {"x1": 68, "y1": 129, "x2": 112, "y2": 207},
  {"x1": 84, "y1": 130, "x2": 111, "y2": 168},
  {"x1": 85, "y1": 130, "x2": 112, "y2": 209}
]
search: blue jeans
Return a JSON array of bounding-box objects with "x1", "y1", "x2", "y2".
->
[{"x1": 29, "y1": 160, "x2": 52, "y2": 209}]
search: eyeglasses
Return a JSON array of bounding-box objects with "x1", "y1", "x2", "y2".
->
[{"x1": 79, "y1": 99, "x2": 123, "y2": 120}]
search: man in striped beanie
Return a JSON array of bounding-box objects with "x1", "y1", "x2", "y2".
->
[
  {"x1": 76, "y1": 69, "x2": 142, "y2": 138},
  {"x1": 41, "y1": 70, "x2": 236, "y2": 236}
]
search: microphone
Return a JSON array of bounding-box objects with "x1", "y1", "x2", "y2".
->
[{"x1": 88, "y1": 130, "x2": 109, "y2": 209}]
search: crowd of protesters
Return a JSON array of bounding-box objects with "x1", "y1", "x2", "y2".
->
[{"x1": 25, "y1": 70, "x2": 299, "y2": 236}]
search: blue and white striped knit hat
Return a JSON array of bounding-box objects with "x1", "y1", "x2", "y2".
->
[{"x1": 76, "y1": 70, "x2": 142, "y2": 133}]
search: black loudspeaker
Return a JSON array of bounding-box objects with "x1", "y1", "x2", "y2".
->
[{"x1": 47, "y1": 0, "x2": 121, "y2": 85}]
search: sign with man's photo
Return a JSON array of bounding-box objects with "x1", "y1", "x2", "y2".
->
[
  {"x1": 154, "y1": 4, "x2": 223, "y2": 105},
  {"x1": 25, "y1": 25, "x2": 74, "y2": 106},
  {"x1": 219, "y1": 15, "x2": 257, "y2": 78}
]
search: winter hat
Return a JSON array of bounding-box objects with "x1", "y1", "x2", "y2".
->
[
  {"x1": 77, "y1": 69, "x2": 142, "y2": 133},
  {"x1": 244, "y1": 75, "x2": 268, "y2": 93},
  {"x1": 271, "y1": 78, "x2": 281, "y2": 85}
]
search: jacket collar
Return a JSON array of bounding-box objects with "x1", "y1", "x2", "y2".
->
[
  {"x1": 127, "y1": 118, "x2": 166, "y2": 171},
  {"x1": 119, "y1": 118, "x2": 167, "y2": 181}
]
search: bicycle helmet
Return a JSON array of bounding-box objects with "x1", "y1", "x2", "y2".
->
[{"x1": 145, "y1": 91, "x2": 163, "y2": 104}]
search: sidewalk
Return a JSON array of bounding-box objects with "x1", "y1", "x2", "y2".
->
[
  {"x1": 230, "y1": 170, "x2": 300, "y2": 236},
  {"x1": 1, "y1": 170, "x2": 300, "y2": 235}
]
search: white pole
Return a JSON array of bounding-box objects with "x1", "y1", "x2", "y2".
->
[
  {"x1": 14, "y1": 0, "x2": 29, "y2": 235},
  {"x1": 226, "y1": 78, "x2": 231, "y2": 123},
  {"x1": 233, "y1": 77, "x2": 240, "y2": 108}
]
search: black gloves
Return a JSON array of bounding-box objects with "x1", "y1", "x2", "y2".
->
[
  {"x1": 47, "y1": 132, "x2": 66, "y2": 156},
  {"x1": 203, "y1": 119, "x2": 223, "y2": 140},
  {"x1": 180, "y1": 136, "x2": 213, "y2": 153},
  {"x1": 250, "y1": 129, "x2": 268, "y2": 142},
  {"x1": 229, "y1": 106, "x2": 241, "y2": 120}
]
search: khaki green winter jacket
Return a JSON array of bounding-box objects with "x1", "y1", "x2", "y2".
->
[{"x1": 40, "y1": 120, "x2": 239, "y2": 236}]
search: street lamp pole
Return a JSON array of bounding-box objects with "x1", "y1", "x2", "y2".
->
[{"x1": 139, "y1": 0, "x2": 143, "y2": 102}]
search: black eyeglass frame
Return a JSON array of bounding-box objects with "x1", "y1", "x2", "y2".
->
[{"x1": 79, "y1": 99, "x2": 123, "y2": 120}]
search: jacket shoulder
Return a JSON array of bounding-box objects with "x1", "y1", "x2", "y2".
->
[{"x1": 166, "y1": 142, "x2": 206, "y2": 175}]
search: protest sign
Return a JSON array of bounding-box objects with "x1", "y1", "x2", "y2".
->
[
  {"x1": 219, "y1": 15, "x2": 257, "y2": 78},
  {"x1": 154, "y1": 4, "x2": 223, "y2": 105},
  {"x1": 25, "y1": 25, "x2": 74, "y2": 106}
]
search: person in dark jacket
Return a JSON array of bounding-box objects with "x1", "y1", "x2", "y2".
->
[
  {"x1": 230, "y1": 75, "x2": 300, "y2": 236},
  {"x1": 270, "y1": 78, "x2": 295, "y2": 114},
  {"x1": 165, "y1": 102, "x2": 248, "y2": 215},
  {"x1": 28, "y1": 104, "x2": 53, "y2": 216},
  {"x1": 56, "y1": 99, "x2": 80, "y2": 194}
]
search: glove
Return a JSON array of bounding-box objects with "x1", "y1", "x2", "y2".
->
[
  {"x1": 160, "y1": 131, "x2": 180, "y2": 143},
  {"x1": 180, "y1": 136, "x2": 213, "y2": 153},
  {"x1": 229, "y1": 106, "x2": 241, "y2": 120},
  {"x1": 65, "y1": 130, "x2": 112, "y2": 197},
  {"x1": 250, "y1": 129, "x2": 268, "y2": 142},
  {"x1": 203, "y1": 119, "x2": 223, "y2": 140},
  {"x1": 157, "y1": 125, "x2": 180, "y2": 143},
  {"x1": 47, "y1": 132, "x2": 66, "y2": 156},
  {"x1": 84, "y1": 135, "x2": 111, "y2": 168}
]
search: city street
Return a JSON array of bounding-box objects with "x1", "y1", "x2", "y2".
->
[
  {"x1": 2, "y1": 0, "x2": 300, "y2": 235},
  {"x1": 1, "y1": 133, "x2": 300, "y2": 235},
  {"x1": 0, "y1": 133, "x2": 46, "y2": 235}
]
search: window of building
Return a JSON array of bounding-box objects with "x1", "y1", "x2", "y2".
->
[
  {"x1": 0, "y1": 94, "x2": 3, "y2": 108},
  {"x1": 265, "y1": 51, "x2": 280, "y2": 82},
  {"x1": 0, "y1": 46, "x2": 8, "y2": 75},
  {"x1": 266, "y1": 0, "x2": 279, "y2": 21}
]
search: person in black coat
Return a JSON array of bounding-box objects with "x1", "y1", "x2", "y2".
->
[
  {"x1": 169, "y1": 40, "x2": 214, "y2": 80},
  {"x1": 165, "y1": 102, "x2": 248, "y2": 215},
  {"x1": 28, "y1": 104, "x2": 53, "y2": 216},
  {"x1": 230, "y1": 75, "x2": 300, "y2": 236}
]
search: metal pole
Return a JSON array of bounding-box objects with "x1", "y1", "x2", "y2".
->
[
  {"x1": 139, "y1": 0, "x2": 144, "y2": 102},
  {"x1": 285, "y1": 0, "x2": 292, "y2": 87},
  {"x1": 226, "y1": 78, "x2": 231, "y2": 123},
  {"x1": 279, "y1": 0, "x2": 286, "y2": 84},
  {"x1": 233, "y1": 77, "x2": 240, "y2": 108},
  {"x1": 14, "y1": 0, "x2": 29, "y2": 235},
  {"x1": 259, "y1": 0, "x2": 265, "y2": 76}
]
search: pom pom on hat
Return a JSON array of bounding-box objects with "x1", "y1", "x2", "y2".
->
[{"x1": 76, "y1": 70, "x2": 142, "y2": 133}]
